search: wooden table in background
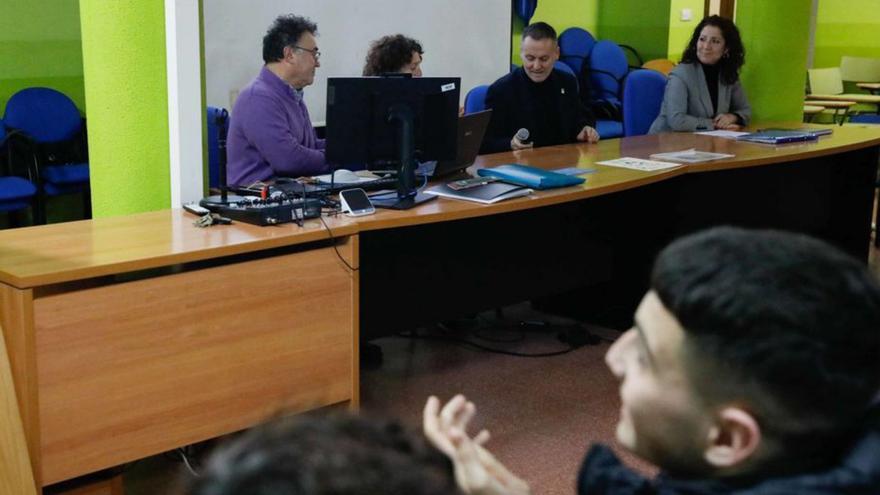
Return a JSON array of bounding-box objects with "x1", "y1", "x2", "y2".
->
[{"x1": 1, "y1": 123, "x2": 879, "y2": 493}]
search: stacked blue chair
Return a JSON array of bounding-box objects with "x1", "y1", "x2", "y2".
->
[
  {"x1": 588, "y1": 40, "x2": 630, "y2": 139},
  {"x1": 558, "y1": 28, "x2": 596, "y2": 76},
  {"x1": 0, "y1": 121, "x2": 39, "y2": 224},
  {"x1": 207, "y1": 107, "x2": 229, "y2": 190},
  {"x1": 464, "y1": 85, "x2": 490, "y2": 114},
  {"x1": 514, "y1": 0, "x2": 538, "y2": 23},
  {"x1": 622, "y1": 70, "x2": 668, "y2": 137},
  {"x1": 589, "y1": 40, "x2": 629, "y2": 111},
  {"x1": 3, "y1": 88, "x2": 90, "y2": 223},
  {"x1": 850, "y1": 114, "x2": 880, "y2": 124}
]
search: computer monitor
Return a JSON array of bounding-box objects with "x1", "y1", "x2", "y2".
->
[{"x1": 325, "y1": 76, "x2": 460, "y2": 209}]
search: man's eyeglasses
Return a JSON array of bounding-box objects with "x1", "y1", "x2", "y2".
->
[{"x1": 293, "y1": 45, "x2": 321, "y2": 61}]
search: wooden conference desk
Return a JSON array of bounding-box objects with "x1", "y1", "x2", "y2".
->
[{"x1": 1, "y1": 124, "x2": 879, "y2": 492}]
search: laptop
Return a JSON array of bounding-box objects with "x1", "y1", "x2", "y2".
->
[{"x1": 417, "y1": 109, "x2": 492, "y2": 178}]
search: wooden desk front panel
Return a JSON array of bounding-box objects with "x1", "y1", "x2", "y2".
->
[{"x1": 33, "y1": 241, "x2": 357, "y2": 485}]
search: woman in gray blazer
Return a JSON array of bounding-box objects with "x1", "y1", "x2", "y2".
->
[{"x1": 649, "y1": 16, "x2": 750, "y2": 134}]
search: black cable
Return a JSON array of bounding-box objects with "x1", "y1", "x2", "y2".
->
[
  {"x1": 318, "y1": 214, "x2": 359, "y2": 272},
  {"x1": 396, "y1": 329, "x2": 577, "y2": 358}
]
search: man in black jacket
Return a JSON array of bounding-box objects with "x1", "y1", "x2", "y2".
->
[
  {"x1": 425, "y1": 227, "x2": 880, "y2": 495},
  {"x1": 481, "y1": 22, "x2": 598, "y2": 154}
]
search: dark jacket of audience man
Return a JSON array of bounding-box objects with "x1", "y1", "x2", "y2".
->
[
  {"x1": 481, "y1": 22, "x2": 598, "y2": 154},
  {"x1": 227, "y1": 15, "x2": 329, "y2": 187}
]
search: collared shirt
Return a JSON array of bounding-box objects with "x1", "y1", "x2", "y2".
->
[{"x1": 227, "y1": 66, "x2": 328, "y2": 186}]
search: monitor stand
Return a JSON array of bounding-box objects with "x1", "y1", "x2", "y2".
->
[
  {"x1": 371, "y1": 191, "x2": 436, "y2": 210},
  {"x1": 374, "y1": 104, "x2": 435, "y2": 211}
]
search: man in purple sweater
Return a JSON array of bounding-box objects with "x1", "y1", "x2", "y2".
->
[{"x1": 227, "y1": 15, "x2": 329, "y2": 187}]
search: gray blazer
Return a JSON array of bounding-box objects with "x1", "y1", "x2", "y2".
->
[{"x1": 648, "y1": 62, "x2": 751, "y2": 134}]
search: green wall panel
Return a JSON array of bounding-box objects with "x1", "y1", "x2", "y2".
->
[
  {"x1": 80, "y1": 1, "x2": 170, "y2": 217},
  {"x1": 667, "y1": 0, "x2": 704, "y2": 62},
  {"x1": 511, "y1": 0, "x2": 599, "y2": 64},
  {"x1": 598, "y1": 0, "x2": 671, "y2": 64},
  {"x1": 813, "y1": 0, "x2": 880, "y2": 68},
  {"x1": 0, "y1": 0, "x2": 85, "y2": 112},
  {"x1": 736, "y1": 0, "x2": 811, "y2": 123}
]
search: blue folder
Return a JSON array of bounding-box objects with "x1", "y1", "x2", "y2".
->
[
  {"x1": 477, "y1": 164, "x2": 585, "y2": 190},
  {"x1": 737, "y1": 130, "x2": 819, "y2": 145}
]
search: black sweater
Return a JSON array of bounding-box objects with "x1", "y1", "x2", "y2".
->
[{"x1": 481, "y1": 67, "x2": 596, "y2": 154}]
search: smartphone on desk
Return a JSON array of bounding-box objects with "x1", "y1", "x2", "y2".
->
[
  {"x1": 339, "y1": 188, "x2": 376, "y2": 217},
  {"x1": 447, "y1": 176, "x2": 498, "y2": 190}
]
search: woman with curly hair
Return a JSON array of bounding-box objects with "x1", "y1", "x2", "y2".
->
[
  {"x1": 363, "y1": 34, "x2": 424, "y2": 76},
  {"x1": 649, "y1": 15, "x2": 751, "y2": 133}
]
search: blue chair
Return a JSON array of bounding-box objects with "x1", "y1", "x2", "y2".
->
[
  {"x1": 0, "y1": 121, "x2": 39, "y2": 225},
  {"x1": 207, "y1": 107, "x2": 229, "y2": 190},
  {"x1": 3, "y1": 88, "x2": 90, "y2": 223},
  {"x1": 589, "y1": 40, "x2": 630, "y2": 110},
  {"x1": 622, "y1": 69, "x2": 668, "y2": 137},
  {"x1": 514, "y1": 0, "x2": 538, "y2": 23},
  {"x1": 850, "y1": 114, "x2": 880, "y2": 124},
  {"x1": 558, "y1": 28, "x2": 596, "y2": 76},
  {"x1": 464, "y1": 85, "x2": 490, "y2": 114},
  {"x1": 595, "y1": 120, "x2": 623, "y2": 139}
]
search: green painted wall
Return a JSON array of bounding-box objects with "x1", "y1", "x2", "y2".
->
[
  {"x1": 80, "y1": 1, "x2": 170, "y2": 217},
  {"x1": 511, "y1": 0, "x2": 599, "y2": 64},
  {"x1": 813, "y1": 0, "x2": 880, "y2": 68},
  {"x1": 0, "y1": 0, "x2": 85, "y2": 113},
  {"x1": 667, "y1": 0, "x2": 704, "y2": 62},
  {"x1": 736, "y1": 0, "x2": 811, "y2": 123},
  {"x1": 597, "y1": 0, "x2": 671, "y2": 64}
]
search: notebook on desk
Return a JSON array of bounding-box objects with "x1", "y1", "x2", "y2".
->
[
  {"x1": 424, "y1": 181, "x2": 532, "y2": 204},
  {"x1": 737, "y1": 130, "x2": 820, "y2": 144}
]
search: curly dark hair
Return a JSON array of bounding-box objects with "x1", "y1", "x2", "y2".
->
[
  {"x1": 186, "y1": 412, "x2": 461, "y2": 495},
  {"x1": 652, "y1": 227, "x2": 880, "y2": 458},
  {"x1": 362, "y1": 34, "x2": 424, "y2": 76},
  {"x1": 680, "y1": 15, "x2": 745, "y2": 85},
  {"x1": 262, "y1": 14, "x2": 318, "y2": 64}
]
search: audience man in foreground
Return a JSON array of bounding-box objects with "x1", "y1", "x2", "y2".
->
[
  {"x1": 426, "y1": 226, "x2": 880, "y2": 494},
  {"x1": 187, "y1": 413, "x2": 461, "y2": 495}
]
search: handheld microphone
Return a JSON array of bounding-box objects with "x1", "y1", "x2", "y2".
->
[{"x1": 515, "y1": 128, "x2": 531, "y2": 145}]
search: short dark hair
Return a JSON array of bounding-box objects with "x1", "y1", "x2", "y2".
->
[
  {"x1": 680, "y1": 15, "x2": 745, "y2": 84},
  {"x1": 362, "y1": 34, "x2": 424, "y2": 76},
  {"x1": 262, "y1": 14, "x2": 318, "y2": 64},
  {"x1": 186, "y1": 413, "x2": 461, "y2": 495},
  {"x1": 652, "y1": 227, "x2": 880, "y2": 454},
  {"x1": 522, "y1": 22, "x2": 557, "y2": 42}
]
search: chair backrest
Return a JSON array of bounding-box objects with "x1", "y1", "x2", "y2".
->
[
  {"x1": 464, "y1": 85, "x2": 489, "y2": 114},
  {"x1": 840, "y1": 56, "x2": 880, "y2": 82},
  {"x1": 807, "y1": 67, "x2": 844, "y2": 95},
  {"x1": 849, "y1": 114, "x2": 880, "y2": 124},
  {"x1": 558, "y1": 27, "x2": 596, "y2": 75},
  {"x1": 589, "y1": 40, "x2": 629, "y2": 104},
  {"x1": 3, "y1": 88, "x2": 82, "y2": 143},
  {"x1": 623, "y1": 69, "x2": 667, "y2": 137},
  {"x1": 552, "y1": 61, "x2": 580, "y2": 93},
  {"x1": 206, "y1": 107, "x2": 229, "y2": 189},
  {"x1": 642, "y1": 58, "x2": 676, "y2": 76},
  {"x1": 514, "y1": 0, "x2": 537, "y2": 23}
]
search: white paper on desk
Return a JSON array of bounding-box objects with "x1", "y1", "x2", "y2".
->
[
  {"x1": 313, "y1": 172, "x2": 380, "y2": 185},
  {"x1": 649, "y1": 149, "x2": 735, "y2": 163},
  {"x1": 596, "y1": 157, "x2": 682, "y2": 171},
  {"x1": 695, "y1": 130, "x2": 750, "y2": 139}
]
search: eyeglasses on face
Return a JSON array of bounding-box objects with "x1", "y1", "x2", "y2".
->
[{"x1": 292, "y1": 45, "x2": 321, "y2": 61}]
